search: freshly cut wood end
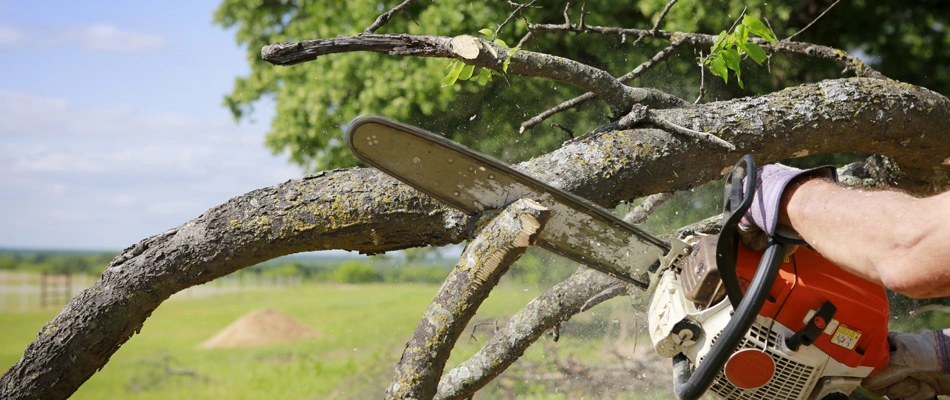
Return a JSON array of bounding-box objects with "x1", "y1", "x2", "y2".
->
[
  {"x1": 450, "y1": 35, "x2": 481, "y2": 59},
  {"x1": 514, "y1": 214, "x2": 541, "y2": 248}
]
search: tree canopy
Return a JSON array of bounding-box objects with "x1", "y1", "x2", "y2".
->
[{"x1": 216, "y1": 0, "x2": 950, "y2": 171}]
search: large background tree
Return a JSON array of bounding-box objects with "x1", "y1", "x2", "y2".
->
[{"x1": 3, "y1": 1, "x2": 950, "y2": 399}]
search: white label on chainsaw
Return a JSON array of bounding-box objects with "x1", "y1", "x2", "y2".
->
[{"x1": 831, "y1": 325, "x2": 862, "y2": 350}]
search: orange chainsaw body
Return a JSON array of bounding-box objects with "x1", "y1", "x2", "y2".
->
[{"x1": 735, "y1": 244, "x2": 891, "y2": 374}]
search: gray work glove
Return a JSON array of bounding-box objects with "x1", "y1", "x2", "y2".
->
[
  {"x1": 862, "y1": 329, "x2": 950, "y2": 400},
  {"x1": 737, "y1": 163, "x2": 836, "y2": 251}
]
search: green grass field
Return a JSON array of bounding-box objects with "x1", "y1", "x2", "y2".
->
[{"x1": 5, "y1": 281, "x2": 646, "y2": 399}]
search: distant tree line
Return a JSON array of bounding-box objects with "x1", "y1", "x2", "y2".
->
[{"x1": 0, "y1": 251, "x2": 117, "y2": 276}]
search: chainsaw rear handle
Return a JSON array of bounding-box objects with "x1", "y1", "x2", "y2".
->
[{"x1": 672, "y1": 155, "x2": 787, "y2": 400}]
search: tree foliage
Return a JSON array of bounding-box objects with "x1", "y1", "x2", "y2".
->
[{"x1": 216, "y1": 0, "x2": 950, "y2": 171}]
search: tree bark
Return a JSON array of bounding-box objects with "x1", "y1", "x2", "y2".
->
[{"x1": 2, "y1": 77, "x2": 948, "y2": 399}]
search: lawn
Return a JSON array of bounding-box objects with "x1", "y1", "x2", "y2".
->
[{"x1": 3, "y1": 281, "x2": 609, "y2": 399}]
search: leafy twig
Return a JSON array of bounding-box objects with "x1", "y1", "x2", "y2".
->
[{"x1": 525, "y1": 22, "x2": 885, "y2": 79}]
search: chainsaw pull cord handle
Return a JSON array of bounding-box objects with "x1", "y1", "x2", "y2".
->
[{"x1": 672, "y1": 155, "x2": 788, "y2": 400}]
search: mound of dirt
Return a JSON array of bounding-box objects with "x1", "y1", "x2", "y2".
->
[{"x1": 198, "y1": 308, "x2": 319, "y2": 349}]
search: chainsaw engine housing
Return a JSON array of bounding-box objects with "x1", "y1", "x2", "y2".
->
[{"x1": 648, "y1": 235, "x2": 890, "y2": 400}]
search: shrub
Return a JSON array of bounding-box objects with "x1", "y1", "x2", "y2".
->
[{"x1": 333, "y1": 261, "x2": 381, "y2": 284}]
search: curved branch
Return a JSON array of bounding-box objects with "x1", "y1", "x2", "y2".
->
[
  {"x1": 0, "y1": 168, "x2": 474, "y2": 400},
  {"x1": 3, "y1": 77, "x2": 949, "y2": 400},
  {"x1": 527, "y1": 23, "x2": 886, "y2": 79},
  {"x1": 261, "y1": 34, "x2": 687, "y2": 114},
  {"x1": 388, "y1": 198, "x2": 549, "y2": 399}
]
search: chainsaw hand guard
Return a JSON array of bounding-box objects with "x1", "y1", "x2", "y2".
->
[{"x1": 672, "y1": 155, "x2": 788, "y2": 400}]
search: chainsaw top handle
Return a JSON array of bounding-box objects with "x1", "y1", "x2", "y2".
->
[
  {"x1": 673, "y1": 155, "x2": 788, "y2": 400},
  {"x1": 718, "y1": 154, "x2": 757, "y2": 309}
]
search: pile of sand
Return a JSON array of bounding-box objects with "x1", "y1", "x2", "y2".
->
[{"x1": 198, "y1": 308, "x2": 319, "y2": 349}]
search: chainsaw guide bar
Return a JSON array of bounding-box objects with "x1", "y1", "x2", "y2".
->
[{"x1": 346, "y1": 116, "x2": 671, "y2": 288}]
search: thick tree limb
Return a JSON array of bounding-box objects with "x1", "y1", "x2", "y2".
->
[
  {"x1": 0, "y1": 169, "x2": 474, "y2": 400},
  {"x1": 527, "y1": 23, "x2": 886, "y2": 79},
  {"x1": 261, "y1": 34, "x2": 687, "y2": 114},
  {"x1": 3, "y1": 77, "x2": 949, "y2": 400},
  {"x1": 519, "y1": 78, "x2": 950, "y2": 204},
  {"x1": 387, "y1": 198, "x2": 550, "y2": 399}
]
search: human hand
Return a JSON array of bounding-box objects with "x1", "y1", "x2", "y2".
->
[
  {"x1": 736, "y1": 163, "x2": 835, "y2": 251},
  {"x1": 862, "y1": 330, "x2": 950, "y2": 400}
]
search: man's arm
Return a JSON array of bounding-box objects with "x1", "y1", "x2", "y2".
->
[{"x1": 780, "y1": 178, "x2": 950, "y2": 298}]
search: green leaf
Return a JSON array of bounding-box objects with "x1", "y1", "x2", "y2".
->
[
  {"x1": 722, "y1": 48, "x2": 741, "y2": 73},
  {"x1": 723, "y1": 48, "x2": 744, "y2": 88},
  {"x1": 476, "y1": 67, "x2": 492, "y2": 85},
  {"x1": 441, "y1": 62, "x2": 464, "y2": 87},
  {"x1": 493, "y1": 38, "x2": 508, "y2": 48},
  {"x1": 478, "y1": 28, "x2": 494, "y2": 37},
  {"x1": 458, "y1": 64, "x2": 475, "y2": 80},
  {"x1": 502, "y1": 57, "x2": 511, "y2": 73},
  {"x1": 739, "y1": 42, "x2": 768, "y2": 65},
  {"x1": 711, "y1": 30, "x2": 729, "y2": 54},
  {"x1": 742, "y1": 15, "x2": 777, "y2": 43},
  {"x1": 709, "y1": 55, "x2": 728, "y2": 83},
  {"x1": 736, "y1": 24, "x2": 749, "y2": 45}
]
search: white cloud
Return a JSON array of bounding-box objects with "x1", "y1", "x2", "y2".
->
[
  {"x1": 0, "y1": 23, "x2": 165, "y2": 52},
  {"x1": 0, "y1": 24, "x2": 23, "y2": 46},
  {"x1": 0, "y1": 91, "x2": 302, "y2": 250},
  {"x1": 69, "y1": 24, "x2": 165, "y2": 52}
]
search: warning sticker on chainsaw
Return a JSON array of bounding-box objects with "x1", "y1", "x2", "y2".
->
[{"x1": 831, "y1": 325, "x2": 862, "y2": 350}]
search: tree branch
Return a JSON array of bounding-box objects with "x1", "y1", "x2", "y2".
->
[
  {"x1": 387, "y1": 198, "x2": 550, "y2": 399},
  {"x1": 527, "y1": 23, "x2": 886, "y2": 79},
  {"x1": 520, "y1": 42, "x2": 684, "y2": 133},
  {"x1": 623, "y1": 193, "x2": 674, "y2": 225},
  {"x1": 364, "y1": 0, "x2": 419, "y2": 34},
  {"x1": 261, "y1": 34, "x2": 687, "y2": 115},
  {"x1": 632, "y1": 0, "x2": 678, "y2": 46}
]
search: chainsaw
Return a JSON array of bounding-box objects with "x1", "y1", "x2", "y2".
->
[{"x1": 345, "y1": 116, "x2": 891, "y2": 400}]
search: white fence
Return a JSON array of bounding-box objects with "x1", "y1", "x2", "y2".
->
[{"x1": 0, "y1": 271, "x2": 302, "y2": 312}]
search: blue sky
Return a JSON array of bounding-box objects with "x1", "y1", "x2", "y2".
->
[{"x1": 0, "y1": 1, "x2": 303, "y2": 250}]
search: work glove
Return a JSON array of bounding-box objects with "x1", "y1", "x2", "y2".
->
[
  {"x1": 737, "y1": 163, "x2": 836, "y2": 251},
  {"x1": 862, "y1": 329, "x2": 950, "y2": 400}
]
